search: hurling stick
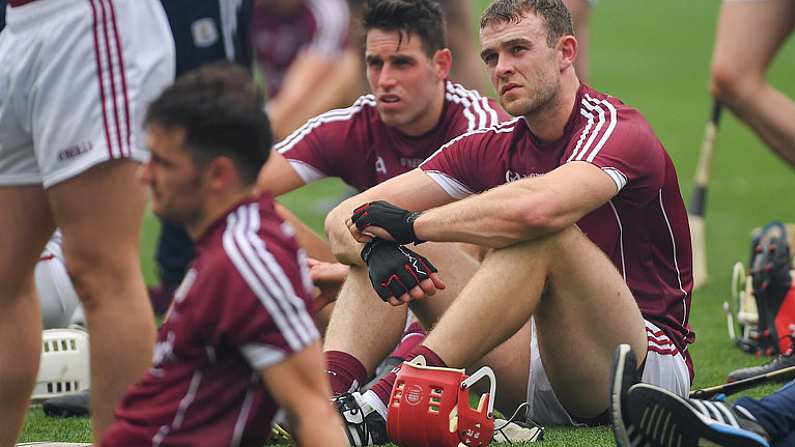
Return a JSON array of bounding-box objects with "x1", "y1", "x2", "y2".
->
[
  {"x1": 689, "y1": 364, "x2": 795, "y2": 400},
  {"x1": 689, "y1": 101, "x2": 722, "y2": 290}
]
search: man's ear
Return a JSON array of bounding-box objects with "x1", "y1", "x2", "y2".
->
[
  {"x1": 557, "y1": 35, "x2": 578, "y2": 72},
  {"x1": 433, "y1": 48, "x2": 453, "y2": 80},
  {"x1": 205, "y1": 156, "x2": 237, "y2": 191}
]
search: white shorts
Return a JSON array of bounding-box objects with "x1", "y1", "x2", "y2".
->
[
  {"x1": 526, "y1": 319, "x2": 691, "y2": 426},
  {"x1": 0, "y1": 0, "x2": 175, "y2": 188}
]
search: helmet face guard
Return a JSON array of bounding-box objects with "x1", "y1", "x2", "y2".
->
[{"x1": 386, "y1": 356, "x2": 496, "y2": 447}]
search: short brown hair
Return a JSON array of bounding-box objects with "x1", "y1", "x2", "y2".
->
[{"x1": 480, "y1": 0, "x2": 574, "y2": 47}]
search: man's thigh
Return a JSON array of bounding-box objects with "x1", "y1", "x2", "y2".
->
[
  {"x1": 47, "y1": 160, "x2": 147, "y2": 263},
  {"x1": 0, "y1": 186, "x2": 55, "y2": 296},
  {"x1": 528, "y1": 319, "x2": 689, "y2": 426},
  {"x1": 533, "y1": 227, "x2": 647, "y2": 419},
  {"x1": 713, "y1": 0, "x2": 795, "y2": 74}
]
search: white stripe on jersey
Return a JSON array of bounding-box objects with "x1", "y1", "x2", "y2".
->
[
  {"x1": 575, "y1": 98, "x2": 607, "y2": 162},
  {"x1": 306, "y1": 0, "x2": 349, "y2": 56},
  {"x1": 567, "y1": 108, "x2": 594, "y2": 162},
  {"x1": 230, "y1": 378, "x2": 257, "y2": 447},
  {"x1": 241, "y1": 343, "x2": 287, "y2": 369},
  {"x1": 223, "y1": 203, "x2": 318, "y2": 351},
  {"x1": 244, "y1": 206, "x2": 318, "y2": 339},
  {"x1": 657, "y1": 190, "x2": 689, "y2": 325},
  {"x1": 424, "y1": 171, "x2": 475, "y2": 199},
  {"x1": 287, "y1": 159, "x2": 326, "y2": 184},
  {"x1": 602, "y1": 167, "x2": 628, "y2": 191},
  {"x1": 608, "y1": 201, "x2": 626, "y2": 281},
  {"x1": 218, "y1": 0, "x2": 244, "y2": 61},
  {"x1": 446, "y1": 81, "x2": 501, "y2": 130},
  {"x1": 419, "y1": 118, "x2": 519, "y2": 170},
  {"x1": 581, "y1": 94, "x2": 618, "y2": 162},
  {"x1": 275, "y1": 95, "x2": 376, "y2": 155},
  {"x1": 152, "y1": 371, "x2": 203, "y2": 447}
]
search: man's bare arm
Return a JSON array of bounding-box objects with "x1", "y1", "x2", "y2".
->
[
  {"x1": 325, "y1": 169, "x2": 455, "y2": 265},
  {"x1": 412, "y1": 162, "x2": 618, "y2": 248},
  {"x1": 260, "y1": 342, "x2": 347, "y2": 447}
]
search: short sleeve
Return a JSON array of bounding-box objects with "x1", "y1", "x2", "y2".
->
[
  {"x1": 420, "y1": 129, "x2": 497, "y2": 198},
  {"x1": 565, "y1": 97, "x2": 664, "y2": 201},
  {"x1": 274, "y1": 98, "x2": 372, "y2": 185},
  {"x1": 213, "y1": 237, "x2": 320, "y2": 371}
]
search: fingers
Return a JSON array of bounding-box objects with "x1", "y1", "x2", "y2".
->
[
  {"x1": 309, "y1": 261, "x2": 349, "y2": 284},
  {"x1": 428, "y1": 273, "x2": 446, "y2": 290}
]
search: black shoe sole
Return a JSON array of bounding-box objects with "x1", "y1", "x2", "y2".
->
[{"x1": 626, "y1": 384, "x2": 770, "y2": 447}]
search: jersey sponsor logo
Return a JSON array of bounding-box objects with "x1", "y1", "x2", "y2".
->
[
  {"x1": 375, "y1": 156, "x2": 387, "y2": 175},
  {"x1": 57, "y1": 142, "x2": 93, "y2": 162},
  {"x1": 191, "y1": 18, "x2": 219, "y2": 48},
  {"x1": 400, "y1": 158, "x2": 425, "y2": 169}
]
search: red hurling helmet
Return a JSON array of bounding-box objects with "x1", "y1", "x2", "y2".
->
[{"x1": 387, "y1": 356, "x2": 496, "y2": 447}]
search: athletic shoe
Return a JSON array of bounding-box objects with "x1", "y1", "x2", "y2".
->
[
  {"x1": 625, "y1": 383, "x2": 771, "y2": 447},
  {"x1": 609, "y1": 344, "x2": 651, "y2": 447},
  {"x1": 492, "y1": 403, "x2": 544, "y2": 443},
  {"x1": 333, "y1": 392, "x2": 389, "y2": 446},
  {"x1": 727, "y1": 346, "x2": 795, "y2": 383},
  {"x1": 42, "y1": 390, "x2": 90, "y2": 417}
]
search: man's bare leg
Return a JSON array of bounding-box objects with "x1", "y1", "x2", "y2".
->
[
  {"x1": 324, "y1": 242, "x2": 479, "y2": 372},
  {"x1": 48, "y1": 161, "x2": 154, "y2": 440},
  {"x1": 0, "y1": 186, "x2": 55, "y2": 446},
  {"x1": 711, "y1": 0, "x2": 795, "y2": 166},
  {"x1": 425, "y1": 226, "x2": 647, "y2": 419}
]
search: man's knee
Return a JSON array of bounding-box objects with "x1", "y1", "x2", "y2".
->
[
  {"x1": 63, "y1": 248, "x2": 138, "y2": 310},
  {"x1": 710, "y1": 62, "x2": 761, "y2": 107}
]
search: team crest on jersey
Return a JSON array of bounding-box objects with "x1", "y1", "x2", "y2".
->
[
  {"x1": 505, "y1": 170, "x2": 543, "y2": 183},
  {"x1": 191, "y1": 18, "x2": 219, "y2": 48}
]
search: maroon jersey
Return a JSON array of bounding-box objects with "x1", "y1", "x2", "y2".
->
[
  {"x1": 103, "y1": 195, "x2": 319, "y2": 447},
  {"x1": 421, "y1": 84, "x2": 695, "y2": 377},
  {"x1": 251, "y1": 0, "x2": 349, "y2": 97},
  {"x1": 276, "y1": 81, "x2": 511, "y2": 191}
]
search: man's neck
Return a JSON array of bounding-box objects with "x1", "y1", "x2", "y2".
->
[
  {"x1": 187, "y1": 188, "x2": 254, "y2": 241},
  {"x1": 398, "y1": 81, "x2": 446, "y2": 137},
  {"x1": 523, "y1": 75, "x2": 580, "y2": 142}
]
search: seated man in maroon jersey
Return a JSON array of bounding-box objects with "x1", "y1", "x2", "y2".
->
[
  {"x1": 323, "y1": 0, "x2": 696, "y2": 445},
  {"x1": 100, "y1": 64, "x2": 346, "y2": 447},
  {"x1": 253, "y1": 0, "x2": 510, "y2": 398}
]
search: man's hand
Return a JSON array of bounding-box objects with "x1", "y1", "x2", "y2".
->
[
  {"x1": 361, "y1": 239, "x2": 445, "y2": 305},
  {"x1": 348, "y1": 201, "x2": 423, "y2": 245},
  {"x1": 307, "y1": 258, "x2": 348, "y2": 311}
]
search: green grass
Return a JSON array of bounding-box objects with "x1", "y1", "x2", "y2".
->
[{"x1": 20, "y1": 0, "x2": 795, "y2": 445}]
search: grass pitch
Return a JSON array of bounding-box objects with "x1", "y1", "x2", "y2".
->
[{"x1": 19, "y1": 0, "x2": 795, "y2": 445}]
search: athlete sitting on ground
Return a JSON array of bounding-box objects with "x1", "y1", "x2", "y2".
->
[
  {"x1": 252, "y1": 0, "x2": 510, "y2": 394},
  {"x1": 100, "y1": 64, "x2": 346, "y2": 447},
  {"x1": 322, "y1": 0, "x2": 696, "y2": 444}
]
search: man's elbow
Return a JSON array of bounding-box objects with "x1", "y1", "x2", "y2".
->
[{"x1": 518, "y1": 202, "x2": 568, "y2": 234}]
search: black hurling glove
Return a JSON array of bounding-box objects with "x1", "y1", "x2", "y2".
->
[
  {"x1": 360, "y1": 239, "x2": 437, "y2": 301},
  {"x1": 351, "y1": 201, "x2": 424, "y2": 245}
]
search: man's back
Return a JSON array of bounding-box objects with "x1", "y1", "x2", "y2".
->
[{"x1": 103, "y1": 195, "x2": 319, "y2": 446}]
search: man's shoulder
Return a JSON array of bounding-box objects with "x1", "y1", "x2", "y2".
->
[{"x1": 444, "y1": 81, "x2": 510, "y2": 129}]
